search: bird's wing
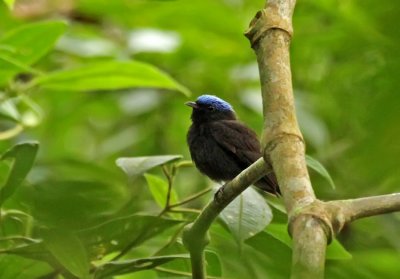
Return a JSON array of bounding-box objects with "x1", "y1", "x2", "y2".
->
[
  {"x1": 209, "y1": 120, "x2": 262, "y2": 167},
  {"x1": 210, "y1": 120, "x2": 280, "y2": 195}
]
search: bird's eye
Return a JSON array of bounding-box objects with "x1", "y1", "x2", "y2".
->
[{"x1": 208, "y1": 106, "x2": 215, "y2": 111}]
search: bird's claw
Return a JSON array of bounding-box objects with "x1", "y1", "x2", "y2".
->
[{"x1": 214, "y1": 185, "x2": 225, "y2": 203}]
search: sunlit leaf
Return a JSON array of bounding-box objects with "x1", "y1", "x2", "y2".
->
[
  {"x1": 220, "y1": 187, "x2": 272, "y2": 242},
  {"x1": 0, "y1": 98, "x2": 20, "y2": 122},
  {"x1": 0, "y1": 141, "x2": 39, "y2": 207},
  {"x1": 42, "y1": 229, "x2": 90, "y2": 279},
  {"x1": 144, "y1": 173, "x2": 179, "y2": 208},
  {"x1": 30, "y1": 61, "x2": 191, "y2": 96},
  {"x1": 2, "y1": 0, "x2": 15, "y2": 10},
  {"x1": 306, "y1": 155, "x2": 336, "y2": 189},
  {"x1": 19, "y1": 96, "x2": 43, "y2": 127},
  {"x1": 116, "y1": 155, "x2": 182, "y2": 178}
]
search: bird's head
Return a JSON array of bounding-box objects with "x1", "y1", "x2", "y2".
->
[{"x1": 185, "y1": 95, "x2": 236, "y2": 123}]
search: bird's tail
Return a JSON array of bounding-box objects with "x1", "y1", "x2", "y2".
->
[{"x1": 254, "y1": 171, "x2": 280, "y2": 196}]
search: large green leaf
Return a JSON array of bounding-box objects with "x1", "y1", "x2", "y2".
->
[
  {"x1": 0, "y1": 21, "x2": 67, "y2": 86},
  {"x1": 0, "y1": 141, "x2": 39, "y2": 207},
  {"x1": 42, "y1": 229, "x2": 90, "y2": 279},
  {"x1": 220, "y1": 187, "x2": 272, "y2": 243},
  {"x1": 30, "y1": 61, "x2": 191, "y2": 96},
  {"x1": 116, "y1": 155, "x2": 182, "y2": 178},
  {"x1": 94, "y1": 254, "x2": 189, "y2": 278},
  {"x1": 78, "y1": 214, "x2": 183, "y2": 256},
  {"x1": 31, "y1": 180, "x2": 129, "y2": 229}
]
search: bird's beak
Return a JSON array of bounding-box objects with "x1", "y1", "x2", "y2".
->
[{"x1": 185, "y1": 101, "x2": 198, "y2": 109}]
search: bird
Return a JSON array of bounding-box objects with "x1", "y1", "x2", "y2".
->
[{"x1": 185, "y1": 94, "x2": 280, "y2": 195}]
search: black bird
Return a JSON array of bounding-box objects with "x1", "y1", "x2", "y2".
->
[{"x1": 185, "y1": 95, "x2": 279, "y2": 195}]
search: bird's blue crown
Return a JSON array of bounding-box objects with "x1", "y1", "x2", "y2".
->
[{"x1": 196, "y1": 95, "x2": 233, "y2": 112}]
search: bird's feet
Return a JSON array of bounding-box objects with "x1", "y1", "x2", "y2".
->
[{"x1": 214, "y1": 184, "x2": 225, "y2": 203}]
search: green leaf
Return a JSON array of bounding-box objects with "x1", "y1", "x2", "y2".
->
[
  {"x1": 116, "y1": 155, "x2": 182, "y2": 178},
  {"x1": 264, "y1": 223, "x2": 291, "y2": 247},
  {"x1": 144, "y1": 173, "x2": 181, "y2": 219},
  {"x1": 144, "y1": 173, "x2": 179, "y2": 208},
  {"x1": 305, "y1": 154, "x2": 336, "y2": 189},
  {"x1": 31, "y1": 180, "x2": 129, "y2": 229},
  {"x1": 0, "y1": 240, "x2": 53, "y2": 263},
  {"x1": 0, "y1": 21, "x2": 67, "y2": 86},
  {"x1": 0, "y1": 141, "x2": 39, "y2": 207},
  {"x1": 264, "y1": 223, "x2": 352, "y2": 260},
  {"x1": 326, "y1": 239, "x2": 353, "y2": 260},
  {"x1": 0, "y1": 254, "x2": 52, "y2": 279},
  {"x1": 30, "y1": 60, "x2": 191, "y2": 96},
  {"x1": 220, "y1": 187, "x2": 272, "y2": 242},
  {"x1": 94, "y1": 254, "x2": 189, "y2": 278},
  {"x1": 79, "y1": 214, "x2": 183, "y2": 255},
  {"x1": 2, "y1": 0, "x2": 15, "y2": 10},
  {"x1": 42, "y1": 229, "x2": 90, "y2": 279},
  {"x1": 0, "y1": 98, "x2": 20, "y2": 122}
]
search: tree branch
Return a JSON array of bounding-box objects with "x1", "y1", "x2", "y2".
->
[
  {"x1": 246, "y1": 2, "x2": 400, "y2": 279},
  {"x1": 345, "y1": 193, "x2": 400, "y2": 220},
  {"x1": 325, "y1": 193, "x2": 400, "y2": 233},
  {"x1": 183, "y1": 1, "x2": 400, "y2": 278},
  {"x1": 182, "y1": 158, "x2": 271, "y2": 279},
  {"x1": 246, "y1": 1, "x2": 329, "y2": 278}
]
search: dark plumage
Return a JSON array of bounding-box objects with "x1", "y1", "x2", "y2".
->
[{"x1": 185, "y1": 95, "x2": 280, "y2": 195}]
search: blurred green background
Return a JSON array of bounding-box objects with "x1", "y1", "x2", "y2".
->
[{"x1": 0, "y1": 0, "x2": 399, "y2": 278}]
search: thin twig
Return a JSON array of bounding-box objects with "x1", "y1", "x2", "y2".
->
[
  {"x1": 153, "y1": 224, "x2": 186, "y2": 256},
  {"x1": 155, "y1": 266, "x2": 221, "y2": 279},
  {"x1": 169, "y1": 208, "x2": 201, "y2": 214},
  {"x1": 169, "y1": 187, "x2": 213, "y2": 208},
  {"x1": 162, "y1": 165, "x2": 174, "y2": 209}
]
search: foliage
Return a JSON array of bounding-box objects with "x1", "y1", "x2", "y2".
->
[{"x1": 0, "y1": 0, "x2": 399, "y2": 278}]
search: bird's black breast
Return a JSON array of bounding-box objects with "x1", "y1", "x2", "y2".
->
[{"x1": 187, "y1": 123, "x2": 242, "y2": 181}]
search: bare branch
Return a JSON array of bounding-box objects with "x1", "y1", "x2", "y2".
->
[
  {"x1": 346, "y1": 193, "x2": 400, "y2": 220},
  {"x1": 182, "y1": 158, "x2": 270, "y2": 279},
  {"x1": 325, "y1": 193, "x2": 400, "y2": 233}
]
